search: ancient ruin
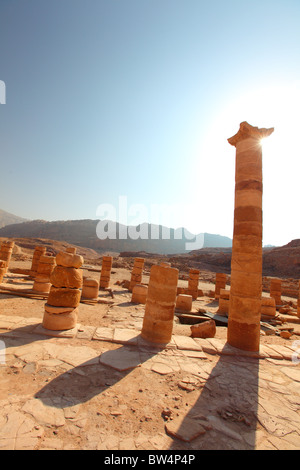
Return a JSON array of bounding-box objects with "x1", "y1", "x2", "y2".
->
[
  {"x1": 129, "y1": 257, "x2": 145, "y2": 292},
  {"x1": 32, "y1": 254, "x2": 56, "y2": 294},
  {"x1": 217, "y1": 288, "x2": 230, "y2": 315},
  {"x1": 131, "y1": 284, "x2": 148, "y2": 304},
  {"x1": 214, "y1": 273, "x2": 227, "y2": 299},
  {"x1": 176, "y1": 293, "x2": 193, "y2": 312},
  {"x1": 30, "y1": 246, "x2": 47, "y2": 277},
  {"x1": 141, "y1": 264, "x2": 178, "y2": 343},
  {"x1": 187, "y1": 268, "x2": 200, "y2": 300},
  {"x1": 0, "y1": 240, "x2": 15, "y2": 273},
  {"x1": 227, "y1": 121, "x2": 274, "y2": 351},
  {"x1": 42, "y1": 251, "x2": 83, "y2": 330},
  {"x1": 0, "y1": 260, "x2": 6, "y2": 283},
  {"x1": 270, "y1": 278, "x2": 282, "y2": 306},
  {"x1": 99, "y1": 255, "x2": 113, "y2": 289},
  {"x1": 82, "y1": 277, "x2": 99, "y2": 300}
]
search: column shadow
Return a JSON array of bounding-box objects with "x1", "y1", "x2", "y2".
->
[
  {"x1": 167, "y1": 350, "x2": 260, "y2": 450},
  {"x1": 34, "y1": 337, "x2": 162, "y2": 407}
]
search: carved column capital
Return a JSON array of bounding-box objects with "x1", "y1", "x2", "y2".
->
[{"x1": 228, "y1": 121, "x2": 274, "y2": 147}]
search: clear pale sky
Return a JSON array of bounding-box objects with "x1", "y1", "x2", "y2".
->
[{"x1": 0, "y1": 0, "x2": 299, "y2": 247}]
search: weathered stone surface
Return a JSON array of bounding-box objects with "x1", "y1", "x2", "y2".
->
[
  {"x1": 47, "y1": 286, "x2": 81, "y2": 308},
  {"x1": 56, "y1": 251, "x2": 84, "y2": 269},
  {"x1": 99, "y1": 347, "x2": 141, "y2": 371},
  {"x1": 141, "y1": 265, "x2": 178, "y2": 344},
  {"x1": 50, "y1": 266, "x2": 83, "y2": 289},
  {"x1": 176, "y1": 294, "x2": 192, "y2": 311},
  {"x1": 190, "y1": 320, "x2": 216, "y2": 338},
  {"x1": 42, "y1": 309, "x2": 78, "y2": 331},
  {"x1": 22, "y1": 398, "x2": 65, "y2": 427},
  {"x1": 165, "y1": 416, "x2": 206, "y2": 442},
  {"x1": 227, "y1": 122, "x2": 274, "y2": 352},
  {"x1": 0, "y1": 411, "x2": 44, "y2": 450},
  {"x1": 172, "y1": 335, "x2": 202, "y2": 351},
  {"x1": 113, "y1": 328, "x2": 139, "y2": 345},
  {"x1": 151, "y1": 362, "x2": 174, "y2": 375}
]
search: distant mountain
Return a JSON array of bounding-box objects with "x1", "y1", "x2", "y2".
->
[
  {"x1": 0, "y1": 208, "x2": 28, "y2": 229},
  {"x1": 0, "y1": 218, "x2": 232, "y2": 254}
]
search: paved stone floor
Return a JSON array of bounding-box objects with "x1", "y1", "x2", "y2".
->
[{"x1": 0, "y1": 312, "x2": 300, "y2": 450}]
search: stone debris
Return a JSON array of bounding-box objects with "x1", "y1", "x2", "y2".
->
[{"x1": 190, "y1": 319, "x2": 216, "y2": 338}]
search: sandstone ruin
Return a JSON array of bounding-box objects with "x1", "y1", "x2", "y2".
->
[
  {"x1": 129, "y1": 257, "x2": 145, "y2": 292},
  {"x1": 32, "y1": 254, "x2": 56, "y2": 294},
  {"x1": 227, "y1": 121, "x2": 274, "y2": 351},
  {"x1": 0, "y1": 240, "x2": 14, "y2": 273},
  {"x1": 214, "y1": 272, "x2": 227, "y2": 299},
  {"x1": 187, "y1": 268, "x2": 200, "y2": 300},
  {"x1": 141, "y1": 264, "x2": 178, "y2": 343},
  {"x1": 42, "y1": 251, "x2": 84, "y2": 330},
  {"x1": 30, "y1": 246, "x2": 47, "y2": 277},
  {"x1": 99, "y1": 255, "x2": 113, "y2": 289}
]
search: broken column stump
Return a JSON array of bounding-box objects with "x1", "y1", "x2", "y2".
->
[
  {"x1": 190, "y1": 319, "x2": 216, "y2": 338},
  {"x1": 141, "y1": 264, "x2": 178, "y2": 344},
  {"x1": 217, "y1": 289, "x2": 230, "y2": 316},
  {"x1": 33, "y1": 255, "x2": 56, "y2": 294},
  {"x1": 30, "y1": 246, "x2": 47, "y2": 277},
  {"x1": 0, "y1": 261, "x2": 6, "y2": 283},
  {"x1": 42, "y1": 251, "x2": 84, "y2": 330},
  {"x1": 99, "y1": 256, "x2": 113, "y2": 289},
  {"x1": 187, "y1": 268, "x2": 200, "y2": 300},
  {"x1": 297, "y1": 279, "x2": 300, "y2": 315},
  {"x1": 261, "y1": 297, "x2": 276, "y2": 317},
  {"x1": 176, "y1": 294, "x2": 193, "y2": 312},
  {"x1": 129, "y1": 257, "x2": 145, "y2": 292},
  {"x1": 215, "y1": 273, "x2": 227, "y2": 299},
  {"x1": 0, "y1": 240, "x2": 15, "y2": 273},
  {"x1": 81, "y1": 277, "x2": 99, "y2": 300},
  {"x1": 227, "y1": 121, "x2": 274, "y2": 351},
  {"x1": 270, "y1": 278, "x2": 282, "y2": 306},
  {"x1": 131, "y1": 284, "x2": 148, "y2": 304}
]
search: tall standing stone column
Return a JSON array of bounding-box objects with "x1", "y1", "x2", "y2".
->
[{"x1": 227, "y1": 122, "x2": 274, "y2": 351}]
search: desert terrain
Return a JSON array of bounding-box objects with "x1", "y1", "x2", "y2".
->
[{"x1": 0, "y1": 238, "x2": 299, "y2": 451}]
